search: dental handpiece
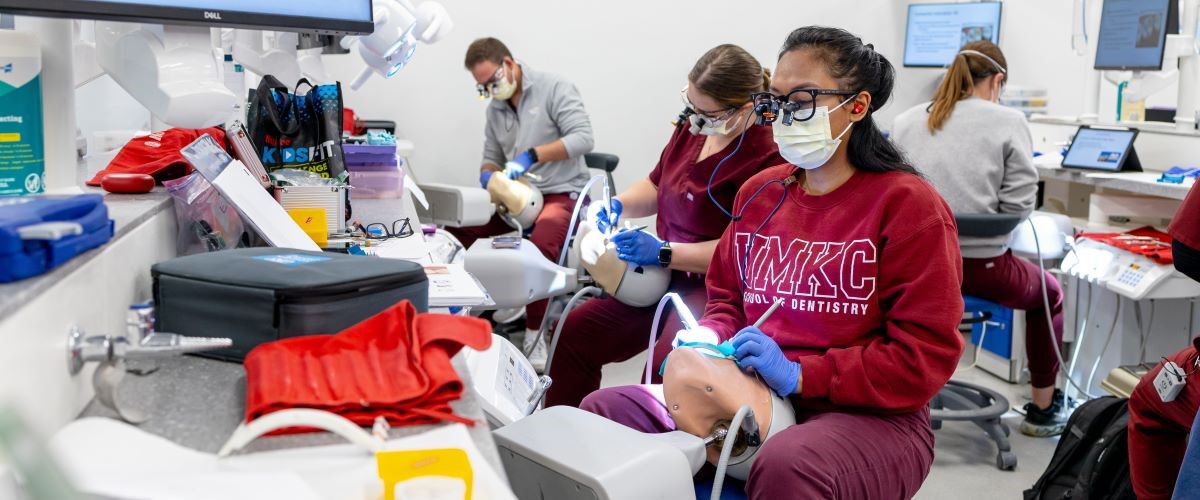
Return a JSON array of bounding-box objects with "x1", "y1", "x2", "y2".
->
[{"x1": 752, "y1": 299, "x2": 784, "y2": 329}]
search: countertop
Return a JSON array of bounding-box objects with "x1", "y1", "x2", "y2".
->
[
  {"x1": 79, "y1": 353, "x2": 507, "y2": 474},
  {"x1": 1035, "y1": 165, "x2": 1193, "y2": 201},
  {"x1": 0, "y1": 188, "x2": 173, "y2": 318}
]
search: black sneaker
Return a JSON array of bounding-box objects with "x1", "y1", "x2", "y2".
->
[{"x1": 1021, "y1": 389, "x2": 1068, "y2": 437}]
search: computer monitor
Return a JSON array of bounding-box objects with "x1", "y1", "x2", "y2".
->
[
  {"x1": 904, "y1": 2, "x2": 1003, "y2": 68},
  {"x1": 0, "y1": 0, "x2": 373, "y2": 35},
  {"x1": 1094, "y1": 0, "x2": 1175, "y2": 71}
]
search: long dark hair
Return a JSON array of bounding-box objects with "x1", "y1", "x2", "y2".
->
[{"x1": 779, "y1": 26, "x2": 919, "y2": 176}]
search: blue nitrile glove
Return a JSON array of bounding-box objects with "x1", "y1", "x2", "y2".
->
[
  {"x1": 731, "y1": 326, "x2": 801, "y2": 397},
  {"x1": 610, "y1": 228, "x2": 665, "y2": 266},
  {"x1": 504, "y1": 149, "x2": 536, "y2": 179},
  {"x1": 479, "y1": 170, "x2": 494, "y2": 189},
  {"x1": 590, "y1": 198, "x2": 623, "y2": 234}
]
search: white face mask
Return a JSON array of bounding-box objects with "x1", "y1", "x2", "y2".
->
[
  {"x1": 490, "y1": 63, "x2": 517, "y2": 101},
  {"x1": 688, "y1": 110, "x2": 744, "y2": 136},
  {"x1": 771, "y1": 97, "x2": 855, "y2": 170}
]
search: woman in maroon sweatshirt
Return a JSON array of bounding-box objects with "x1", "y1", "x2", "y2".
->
[
  {"x1": 545, "y1": 45, "x2": 782, "y2": 408},
  {"x1": 581, "y1": 27, "x2": 965, "y2": 499}
]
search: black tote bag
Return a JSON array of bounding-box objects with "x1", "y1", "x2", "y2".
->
[{"x1": 246, "y1": 75, "x2": 347, "y2": 180}]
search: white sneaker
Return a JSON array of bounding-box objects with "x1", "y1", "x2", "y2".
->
[
  {"x1": 493, "y1": 306, "x2": 526, "y2": 325},
  {"x1": 523, "y1": 329, "x2": 548, "y2": 373}
]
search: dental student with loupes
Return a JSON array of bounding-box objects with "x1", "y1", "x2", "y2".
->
[
  {"x1": 583, "y1": 27, "x2": 965, "y2": 499},
  {"x1": 545, "y1": 44, "x2": 782, "y2": 408}
]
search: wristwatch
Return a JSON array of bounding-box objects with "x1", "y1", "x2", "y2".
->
[
  {"x1": 658, "y1": 241, "x2": 673, "y2": 267},
  {"x1": 526, "y1": 147, "x2": 539, "y2": 164}
]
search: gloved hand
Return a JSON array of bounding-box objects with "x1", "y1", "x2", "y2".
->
[
  {"x1": 504, "y1": 149, "x2": 536, "y2": 179},
  {"x1": 673, "y1": 325, "x2": 719, "y2": 349},
  {"x1": 731, "y1": 326, "x2": 801, "y2": 397},
  {"x1": 587, "y1": 198, "x2": 623, "y2": 234},
  {"x1": 610, "y1": 228, "x2": 665, "y2": 266},
  {"x1": 479, "y1": 170, "x2": 495, "y2": 189}
]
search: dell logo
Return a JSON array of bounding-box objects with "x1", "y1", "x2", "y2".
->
[{"x1": 204, "y1": 11, "x2": 222, "y2": 20}]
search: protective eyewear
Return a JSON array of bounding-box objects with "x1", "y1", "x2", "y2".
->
[
  {"x1": 751, "y1": 88, "x2": 858, "y2": 126},
  {"x1": 359, "y1": 218, "x2": 415, "y2": 240},
  {"x1": 476, "y1": 65, "x2": 506, "y2": 99},
  {"x1": 680, "y1": 87, "x2": 738, "y2": 122}
]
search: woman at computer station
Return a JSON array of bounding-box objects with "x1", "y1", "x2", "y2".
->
[
  {"x1": 891, "y1": 40, "x2": 1067, "y2": 437},
  {"x1": 543, "y1": 44, "x2": 782, "y2": 408}
]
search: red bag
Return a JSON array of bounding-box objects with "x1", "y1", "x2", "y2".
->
[
  {"x1": 87, "y1": 127, "x2": 226, "y2": 187},
  {"x1": 244, "y1": 301, "x2": 492, "y2": 430},
  {"x1": 1079, "y1": 226, "x2": 1174, "y2": 264}
]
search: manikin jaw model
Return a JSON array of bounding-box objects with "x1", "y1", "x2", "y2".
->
[
  {"x1": 575, "y1": 222, "x2": 671, "y2": 308},
  {"x1": 662, "y1": 346, "x2": 797, "y2": 480},
  {"x1": 486, "y1": 174, "x2": 543, "y2": 230}
]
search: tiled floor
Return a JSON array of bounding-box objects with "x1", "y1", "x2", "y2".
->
[{"x1": 599, "y1": 339, "x2": 1062, "y2": 499}]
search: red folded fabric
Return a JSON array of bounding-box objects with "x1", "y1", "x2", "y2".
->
[
  {"x1": 87, "y1": 127, "x2": 226, "y2": 187},
  {"x1": 1079, "y1": 226, "x2": 1174, "y2": 265},
  {"x1": 243, "y1": 301, "x2": 492, "y2": 431}
]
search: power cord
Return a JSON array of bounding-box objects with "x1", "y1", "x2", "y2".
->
[
  {"x1": 710, "y1": 405, "x2": 752, "y2": 500},
  {"x1": 1030, "y1": 219, "x2": 1098, "y2": 401}
]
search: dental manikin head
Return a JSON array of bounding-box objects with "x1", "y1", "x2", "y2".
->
[
  {"x1": 662, "y1": 346, "x2": 796, "y2": 480},
  {"x1": 576, "y1": 223, "x2": 670, "y2": 307},
  {"x1": 486, "y1": 173, "x2": 542, "y2": 229}
]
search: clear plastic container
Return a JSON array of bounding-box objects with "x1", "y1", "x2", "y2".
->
[{"x1": 349, "y1": 168, "x2": 404, "y2": 199}]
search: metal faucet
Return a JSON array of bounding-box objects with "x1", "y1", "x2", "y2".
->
[{"x1": 67, "y1": 301, "x2": 233, "y2": 423}]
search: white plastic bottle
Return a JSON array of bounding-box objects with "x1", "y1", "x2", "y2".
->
[{"x1": 0, "y1": 30, "x2": 44, "y2": 196}]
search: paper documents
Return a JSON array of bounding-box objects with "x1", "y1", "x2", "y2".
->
[{"x1": 425, "y1": 264, "x2": 490, "y2": 307}]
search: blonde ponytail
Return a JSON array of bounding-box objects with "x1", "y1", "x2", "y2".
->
[{"x1": 927, "y1": 40, "x2": 1008, "y2": 134}]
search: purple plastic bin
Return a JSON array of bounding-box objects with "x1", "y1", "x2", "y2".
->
[{"x1": 344, "y1": 144, "x2": 398, "y2": 170}]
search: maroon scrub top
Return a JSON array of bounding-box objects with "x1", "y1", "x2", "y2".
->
[
  {"x1": 1171, "y1": 181, "x2": 1200, "y2": 250},
  {"x1": 648, "y1": 123, "x2": 783, "y2": 245}
]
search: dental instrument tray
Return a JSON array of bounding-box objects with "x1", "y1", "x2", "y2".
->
[
  {"x1": 0, "y1": 194, "x2": 114, "y2": 283},
  {"x1": 152, "y1": 248, "x2": 429, "y2": 362}
]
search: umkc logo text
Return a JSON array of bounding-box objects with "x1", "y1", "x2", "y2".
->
[
  {"x1": 735, "y1": 233, "x2": 878, "y2": 301},
  {"x1": 2, "y1": 64, "x2": 12, "y2": 74}
]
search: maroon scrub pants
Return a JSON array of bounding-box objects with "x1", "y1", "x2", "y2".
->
[
  {"x1": 544, "y1": 272, "x2": 708, "y2": 408},
  {"x1": 581, "y1": 385, "x2": 935, "y2": 499},
  {"x1": 1129, "y1": 344, "x2": 1200, "y2": 500},
  {"x1": 447, "y1": 192, "x2": 577, "y2": 331},
  {"x1": 962, "y1": 250, "x2": 1064, "y2": 389}
]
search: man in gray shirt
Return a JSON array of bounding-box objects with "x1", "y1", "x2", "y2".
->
[{"x1": 451, "y1": 37, "x2": 595, "y2": 370}]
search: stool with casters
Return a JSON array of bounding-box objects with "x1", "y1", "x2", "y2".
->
[{"x1": 930, "y1": 213, "x2": 1024, "y2": 471}]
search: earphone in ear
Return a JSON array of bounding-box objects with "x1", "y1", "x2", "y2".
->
[{"x1": 853, "y1": 102, "x2": 864, "y2": 114}]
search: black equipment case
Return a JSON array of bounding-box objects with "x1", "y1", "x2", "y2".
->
[{"x1": 153, "y1": 248, "x2": 428, "y2": 361}]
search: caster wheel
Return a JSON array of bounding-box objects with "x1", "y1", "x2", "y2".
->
[
  {"x1": 931, "y1": 420, "x2": 943, "y2": 431},
  {"x1": 997, "y1": 451, "x2": 1018, "y2": 471}
]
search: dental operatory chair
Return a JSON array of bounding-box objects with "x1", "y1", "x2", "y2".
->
[{"x1": 931, "y1": 213, "x2": 1023, "y2": 471}]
